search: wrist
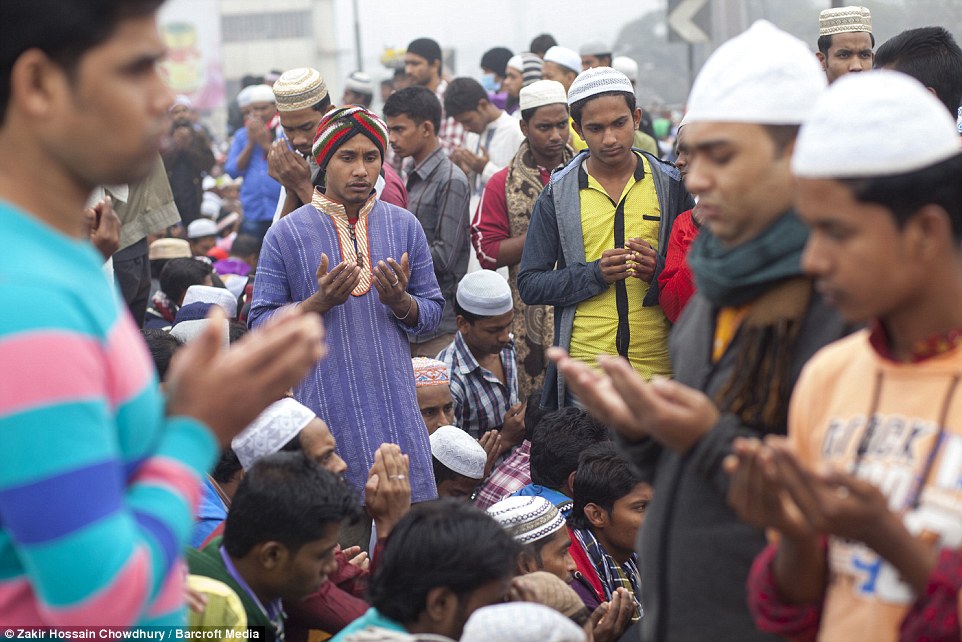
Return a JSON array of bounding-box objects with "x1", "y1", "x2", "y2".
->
[
  {"x1": 391, "y1": 293, "x2": 414, "y2": 320},
  {"x1": 302, "y1": 294, "x2": 330, "y2": 316}
]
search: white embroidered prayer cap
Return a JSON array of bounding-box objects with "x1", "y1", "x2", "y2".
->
[
  {"x1": 344, "y1": 71, "x2": 374, "y2": 95},
  {"x1": 793, "y1": 70, "x2": 962, "y2": 179},
  {"x1": 461, "y1": 603, "x2": 586, "y2": 642},
  {"x1": 273, "y1": 68, "x2": 328, "y2": 112},
  {"x1": 543, "y1": 46, "x2": 582, "y2": 74},
  {"x1": 519, "y1": 80, "x2": 568, "y2": 111},
  {"x1": 182, "y1": 285, "x2": 238, "y2": 318},
  {"x1": 430, "y1": 425, "x2": 487, "y2": 480},
  {"x1": 486, "y1": 496, "x2": 566, "y2": 545},
  {"x1": 567, "y1": 66, "x2": 634, "y2": 107},
  {"x1": 818, "y1": 6, "x2": 872, "y2": 37},
  {"x1": 232, "y1": 398, "x2": 316, "y2": 470},
  {"x1": 236, "y1": 85, "x2": 255, "y2": 108},
  {"x1": 456, "y1": 270, "x2": 512, "y2": 317},
  {"x1": 685, "y1": 20, "x2": 827, "y2": 125}
]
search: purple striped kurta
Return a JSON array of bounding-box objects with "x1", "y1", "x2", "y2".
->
[{"x1": 249, "y1": 199, "x2": 444, "y2": 502}]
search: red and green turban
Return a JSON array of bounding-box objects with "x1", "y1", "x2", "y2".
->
[{"x1": 312, "y1": 106, "x2": 388, "y2": 171}]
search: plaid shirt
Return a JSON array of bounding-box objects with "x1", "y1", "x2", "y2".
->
[
  {"x1": 435, "y1": 79, "x2": 469, "y2": 155},
  {"x1": 572, "y1": 526, "x2": 643, "y2": 622},
  {"x1": 437, "y1": 332, "x2": 518, "y2": 439},
  {"x1": 473, "y1": 440, "x2": 531, "y2": 510}
]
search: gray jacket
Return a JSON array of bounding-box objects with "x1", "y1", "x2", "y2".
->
[
  {"x1": 621, "y1": 290, "x2": 848, "y2": 642},
  {"x1": 518, "y1": 149, "x2": 694, "y2": 408}
]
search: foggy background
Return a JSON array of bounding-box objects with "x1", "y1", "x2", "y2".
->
[{"x1": 158, "y1": 0, "x2": 962, "y2": 140}]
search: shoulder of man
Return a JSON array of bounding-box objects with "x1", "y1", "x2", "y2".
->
[{"x1": 638, "y1": 149, "x2": 684, "y2": 182}]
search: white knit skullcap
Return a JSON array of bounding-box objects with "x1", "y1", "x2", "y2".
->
[
  {"x1": 182, "y1": 285, "x2": 238, "y2": 318},
  {"x1": 793, "y1": 70, "x2": 962, "y2": 179},
  {"x1": 430, "y1": 425, "x2": 487, "y2": 480},
  {"x1": 461, "y1": 603, "x2": 586, "y2": 642},
  {"x1": 543, "y1": 46, "x2": 582, "y2": 74},
  {"x1": 344, "y1": 71, "x2": 374, "y2": 94},
  {"x1": 456, "y1": 270, "x2": 512, "y2": 317},
  {"x1": 520, "y1": 80, "x2": 568, "y2": 111},
  {"x1": 579, "y1": 41, "x2": 611, "y2": 57},
  {"x1": 245, "y1": 84, "x2": 276, "y2": 106},
  {"x1": 612, "y1": 56, "x2": 639, "y2": 83},
  {"x1": 568, "y1": 66, "x2": 634, "y2": 107},
  {"x1": 685, "y1": 20, "x2": 826, "y2": 125},
  {"x1": 232, "y1": 398, "x2": 316, "y2": 470},
  {"x1": 236, "y1": 86, "x2": 255, "y2": 108},
  {"x1": 487, "y1": 496, "x2": 566, "y2": 545}
]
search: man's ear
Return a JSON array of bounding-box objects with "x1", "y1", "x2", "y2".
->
[
  {"x1": 566, "y1": 471, "x2": 577, "y2": 496},
  {"x1": 815, "y1": 51, "x2": 827, "y2": 70},
  {"x1": 9, "y1": 49, "x2": 68, "y2": 121},
  {"x1": 256, "y1": 541, "x2": 287, "y2": 570},
  {"x1": 584, "y1": 503, "x2": 608, "y2": 530},
  {"x1": 632, "y1": 107, "x2": 642, "y2": 131},
  {"x1": 517, "y1": 551, "x2": 540, "y2": 575},
  {"x1": 907, "y1": 203, "x2": 954, "y2": 261},
  {"x1": 455, "y1": 314, "x2": 471, "y2": 335},
  {"x1": 519, "y1": 118, "x2": 528, "y2": 138},
  {"x1": 425, "y1": 586, "x2": 457, "y2": 622}
]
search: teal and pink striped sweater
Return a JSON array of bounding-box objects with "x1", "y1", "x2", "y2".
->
[{"x1": 0, "y1": 202, "x2": 217, "y2": 625}]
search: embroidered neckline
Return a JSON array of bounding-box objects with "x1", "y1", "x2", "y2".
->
[
  {"x1": 868, "y1": 320, "x2": 962, "y2": 363},
  {"x1": 311, "y1": 189, "x2": 375, "y2": 296}
]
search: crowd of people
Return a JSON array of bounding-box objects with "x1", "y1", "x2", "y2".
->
[{"x1": 2, "y1": 1, "x2": 962, "y2": 641}]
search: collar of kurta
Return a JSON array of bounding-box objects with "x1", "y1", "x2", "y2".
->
[{"x1": 311, "y1": 189, "x2": 376, "y2": 296}]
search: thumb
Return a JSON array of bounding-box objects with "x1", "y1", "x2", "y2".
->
[
  {"x1": 650, "y1": 377, "x2": 700, "y2": 406},
  {"x1": 184, "y1": 307, "x2": 227, "y2": 365},
  {"x1": 317, "y1": 253, "x2": 329, "y2": 279},
  {"x1": 365, "y1": 473, "x2": 380, "y2": 496},
  {"x1": 401, "y1": 252, "x2": 410, "y2": 274},
  {"x1": 591, "y1": 602, "x2": 610, "y2": 627}
]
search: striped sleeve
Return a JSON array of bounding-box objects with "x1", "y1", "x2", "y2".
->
[
  {"x1": 0, "y1": 285, "x2": 216, "y2": 626},
  {"x1": 248, "y1": 221, "x2": 295, "y2": 330}
]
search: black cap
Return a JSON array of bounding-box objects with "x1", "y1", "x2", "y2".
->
[{"x1": 407, "y1": 38, "x2": 442, "y2": 64}]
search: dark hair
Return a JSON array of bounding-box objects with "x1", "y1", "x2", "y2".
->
[
  {"x1": 369, "y1": 500, "x2": 520, "y2": 624},
  {"x1": 530, "y1": 407, "x2": 610, "y2": 489},
  {"x1": 520, "y1": 102, "x2": 569, "y2": 123},
  {"x1": 1, "y1": 0, "x2": 164, "y2": 124},
  {"x1": 481, "y1": 47, "x2": 514, "y2": 78},
  {"x1": 141, "y1": 328, "x2": 181, "y2": 380},
  {"x1": 761, "y1": 124, "x2": 801, "y2": 156},
  {"x1": 312, "y1": 94, "x2": 333, "y2": 113},
  {"x1": 230, "y1": 234, "x2": 262, "y2": 259},
  {"x1": 159, "y1": 257, "x2": 212, "y2": 306},
  {"x1": 570, "y1": 90, "x2": 636, "y2": 126},
  {"x1": 443, "y1": 77, "x2": 488, "y2": 118},
  {"x1": 816, "y1": 31, "x2": 876, "y2": 56},
  {"x1": 841, "y1": 154, "x2": 962, "y2": 243},
  {"x1": 432, "y1": 455, "x2": 463, "y2": 485},
  {"x1": 529, "y1": 34, "x2": 558, "y2": 56},
  {"x1": 569, "y1": 442, "x2": 645, "y2": 529},
  {"x1": 452, "y1": 298, "x2": 485, "y2": 324},
  {"x1": 212, "y1": 448, "x2": 242, "y2": 484},
  {"x1": 875, "y1": 27, "x2": 962, "y2": 115},
  {"x1": 223, "y1": 453, "x2": 361, "y2": 557},
  {"x1": 384, "y1": 85, "x2": 442, "y2": 135}
]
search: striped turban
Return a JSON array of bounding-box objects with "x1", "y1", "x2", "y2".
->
[{"x1": 312, "y1": 106, "x2": 388, "y2": 172}]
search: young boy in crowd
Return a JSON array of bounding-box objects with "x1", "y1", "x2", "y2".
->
[
  {"x1": 438, "y1": 270, "x2": 525, "y2": 444},
  {"x1": 569, "y1": 443, "x2": 651, "y2": 625},
  {"x1": 430, "y1": 424, "x2": 487, "y2": 500}
]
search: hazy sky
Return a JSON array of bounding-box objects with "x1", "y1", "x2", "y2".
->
[{"x1": 331, "y1": 0, "x2": 662, "y2": 82}]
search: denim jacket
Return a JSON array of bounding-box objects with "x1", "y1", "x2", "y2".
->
[{"x1": 518, "y1": 149, "x2": 693, "y2": 408}]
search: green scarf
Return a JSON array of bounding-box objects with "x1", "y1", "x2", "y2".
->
[{"x1": 688, "y1": 210, "x2": 809, "y2": 308}]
